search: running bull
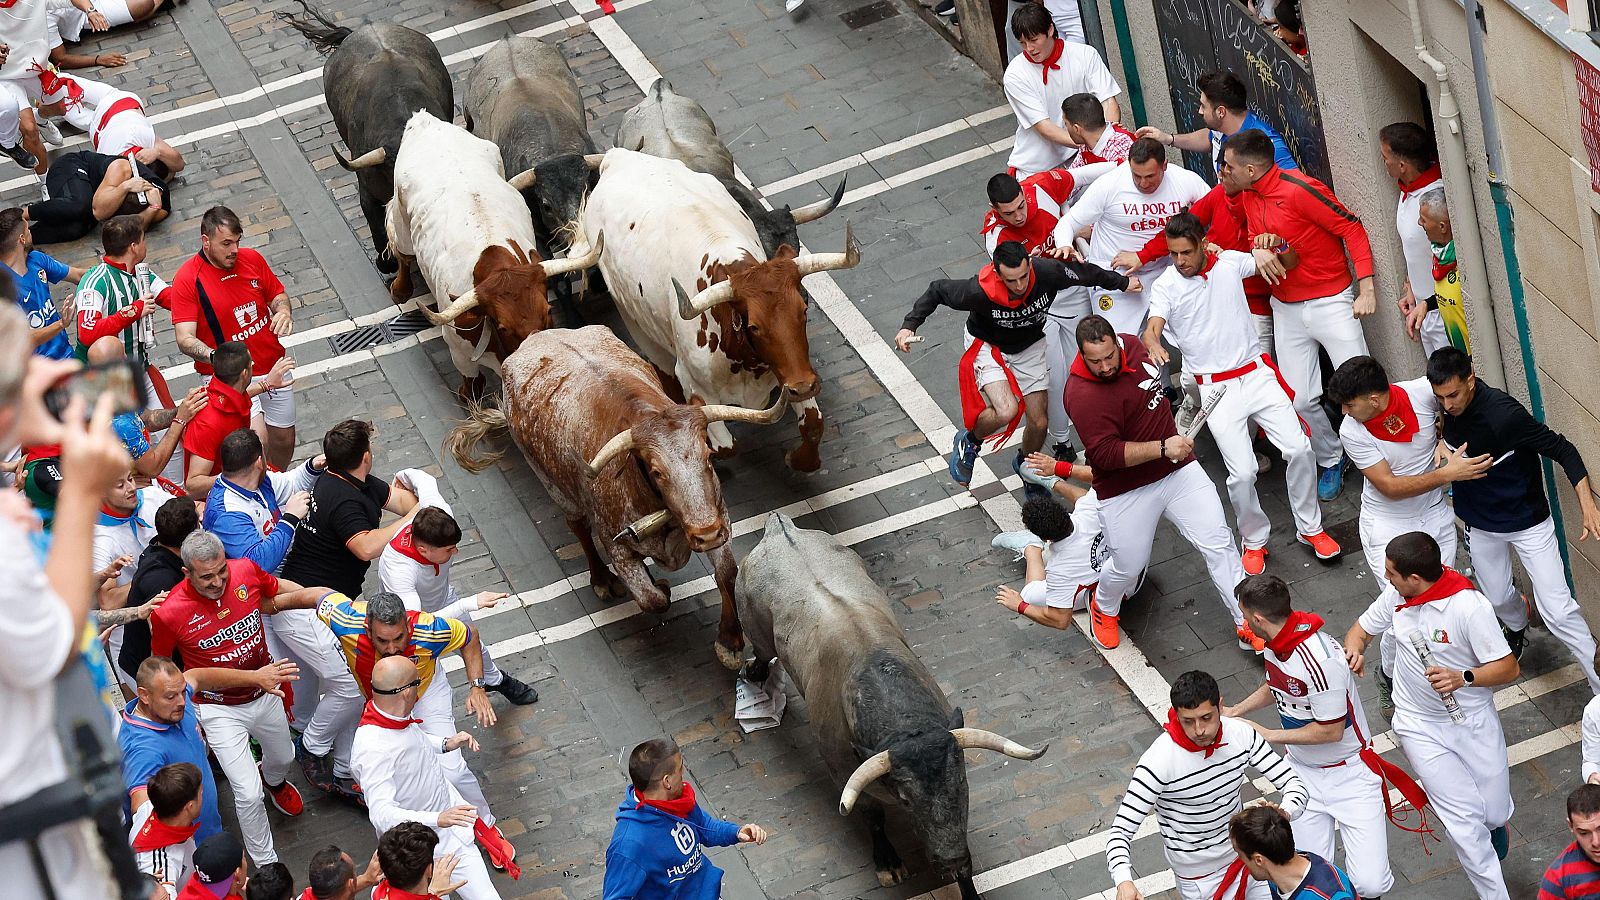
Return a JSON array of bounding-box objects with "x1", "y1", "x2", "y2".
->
[
  {"x1": 281, "y1": 1, "x2": 451, "y2": 275},
  {"x1": 385, "y1": 110, "x2": 599, "y2": 400},
  {"x1": 582, "y1": 148, "x2": 860, "y2": 472},
  {"x1": 738, "y1": 514, "x2": 1047, "y2": 898},
  {"x1": 614, "y1": 78, "x2": 844, "y2": 261},
  {"x1": 445, "y1": 325, "x2": 785, "y2": 668}
]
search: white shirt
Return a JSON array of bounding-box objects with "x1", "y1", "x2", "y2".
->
[
  {"x1": 378, "y1": 530, "x2": 474, "y2": 620},
  {"x1": 1032, "y1": 489, "x2": 1107, "y2": 608},
  {"x1": 1265, "y1": 630, "x2": 1370, "y2": 767},
  {"x1": 1396, "y1": 177, "x2": 1442, "y2": 301},
  {"x1": 1582, "y1": 695, "x2": 1600, "y2": 782},
  {"x1": 351, "y1": 708, "x2": 475, "y2": 849},
  {"x1": 1147, "y1": 250, "x2": 1262, "y2": 375},
  {"x1": 93, "y1": 485, "x2": 178, "y2": 587},
  {"x1": 1340, "y1": 377, "x2": 1445, "y2": 522},
  {"x1": 130, "y1": 803, "x2": 196, "y2": 896},
  {"x1": 1356, "y1": 585, "x2": 1512, "y2": 723},
  {"x1": 1003, "y1": 41, "x2": 1120, "y2": 176},
  {"x1": 1041, "y1": 0, "x2": 1084, "y2": 43},
  {"x1": 0, "y1": 0, "x2": 53, "y2": 80},
  {"x1": 1058, "y1": 163, "x2": 1210, "y2": 282},
  {"x1": 0, "y1": 515, "x2": 73, "y2": 807}
]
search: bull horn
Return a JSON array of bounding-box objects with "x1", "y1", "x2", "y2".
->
[
  {"x1": 337, "y1": 147, "x2": 387, "y2": 170},
  {"x1": 674, "y1": 276, "x2": 736, "y2": 320},
  {"x1": 584, "y1": 153, "x2": 606, "y2": 170},
  {"x1": 584, "y1": 427, "x2": 635, "y2": 478},
  {"x1": 950, "y1": 728, "x2": 1048, "y2": 760},
  {"x1": 793, "y1": 223, "x2": 862, "y2": 277},
  {"x1": 539, "y1": 232, "x2": 603, "y2": 278},
  {"x1": 418, "y1": 289, "x2": 479, "y2": 325},
  {"x1": 838, "y1": 750, "x2": 891, "y2": 815},
  {"x1": 615, "y1": 509, "x2": 673, "y2": 543},
  {"x1": 507, "y1": 167, "x2": 537, "y2": 191},
  {"x1": 789, "y1": 176, "x2": 847, "y2": 225},
  {"x1": 700, "y1": 394, "x2": 787, "y2": 426}
]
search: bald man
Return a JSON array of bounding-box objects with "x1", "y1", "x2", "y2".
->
[{"x1": 351, "y1": 656, "x2": 510, "y2": 900}]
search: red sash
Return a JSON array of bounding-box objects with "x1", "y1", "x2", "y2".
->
[
  {"x1": 1209, "y1": 858, "x2": 1250, "y2": 900},
  {"x1": 473, "y1": 819, "x2": 522, "y2": 879},
  {"x1": 957, "y1": 340, "x2": 1024, "y2": 451},
  {"x1": 1357, "y1": 746, "x2": 1436, "y2": 841},
  {"x1": 96, "y1": 95, "x2": 143, "y2": 138}
]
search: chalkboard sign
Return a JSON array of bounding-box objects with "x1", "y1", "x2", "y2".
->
[{"x1": 1150, "y1": 0, "x2": 1334, "y2": 188}]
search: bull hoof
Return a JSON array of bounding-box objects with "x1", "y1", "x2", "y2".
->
[
  {"x1": 374, "y1": 255, "x2": 399, "y2": 276},
  {"x1": 785, "y1": 444, "x2": 822, "y2": 473},
  {"x1": 875, "y1": 866, "x2": 908, "y2": 888},
  {"x1": 740, "y1": 657, "x2": 770, "y2": 683},
  {"x1": 714, "y1": 642, "x2": 744, "y2": 672},
  {"x1": 590, "y1": 570, "x2": 628, "y2": 601}
]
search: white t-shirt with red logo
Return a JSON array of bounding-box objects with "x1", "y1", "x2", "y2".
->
[
  {"x1": 1057, "y1": 162, "x2": 1210, "y2": 283},
  {"x1": 1266, "y1": 630, "x2": 1370, "y2": 766},
  {"x1": 1357, "y1": 585, "x2": 1512, "y2": 723}
]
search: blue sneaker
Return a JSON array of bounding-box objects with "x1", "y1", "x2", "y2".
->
[
  {"x1": 1490, "y1": 824, "x2": 1509, "y2": 860},
  {"x1": 1013, "y1": 451, "x2": 1051, "y2": 499},
  {"x1": 1317, "y1": 458, "x2": 1347, "y2": 501},
  {"x1": 948, "y1": 430, "x2": 979, "y2": 486}
]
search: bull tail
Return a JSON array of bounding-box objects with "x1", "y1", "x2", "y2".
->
[
  {"x1": 444, "y1": 401, "x2": 510, "y2": 474},
  {"x1": 278, "y1": 0, "x2": 352, "y2": 53}
]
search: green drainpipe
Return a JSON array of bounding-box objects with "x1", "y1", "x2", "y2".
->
[{"x1": 1104, "y1": 0, "x2": 1148, "y2": 127}]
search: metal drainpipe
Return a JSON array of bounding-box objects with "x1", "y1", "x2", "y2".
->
[
  {"x1": 1103, "y1": 0, "x2": 1148, "y2": 127},
  {"x1": 1081, "y1": 0, "x2": 1110, "y2": 64},
  {"x1": 1404, "y1": 0, "x2": 1507, "y2": 386},
  {"x1": 1461, "y1": 0, "x2": 1577, "y2": 586}
]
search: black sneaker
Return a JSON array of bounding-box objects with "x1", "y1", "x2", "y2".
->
[
  {"x1": 486, "y1": 674, "x2": 540, "y2": 705},
  {"x1": 934, "y1": 0, "x2": 955, "y2": 14},
  {"x1": 1051, "y1": 441, "x2": 1079, "y2": 464},
  {"x1": 1504, "y1": 626, "x2": 1526, "y2": 660},
  {"x1": 1375, "y1": 666, "x2": 1394, "y2": 716},
  {"x1": 295, "y1": 737, "x2": 336, "y2": 793},
  {"x1": 1, "y1": 143, "x2": 36, "y2": 169}
]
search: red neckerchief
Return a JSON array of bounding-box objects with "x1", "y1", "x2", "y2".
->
[
  {"x1": 474, "y1": 819, "x2": 522, "y2": 879},
  {"x1": 1361, "y1": 383, "x2": 1420, "y2": 443},
  {"x1": 390, "y1": 525, "x2": 439, "y2": 575},
  {"x1": 1395, "y1": 567, "x2": 1475, "y2": 610},
  {"x1": 130, "y1": 813, "x2": 199, "y2": 852},
  {"x1": 358, "y1": 701, "x2": 422, "y2": 729},
  {"x1": 637, "y1": 780, "x2": 698, "y2": 819},
  {"x1": 1398, "y1": 164, "x2": 1442, "y2": 198},
  {"x1": 1196, "y1": 252, "x2": 1221, "y2": 280},
  {"x1": 1431, "y1": 243, "x2": 1457, "y2": 283},
  {"x1": 101, "y1": 255, "x2": 133, "y2": 273},
  {"x1": 1069, "y1": 335, "x2": 1137, "y2": 380},
  {"x1": 1164, "y1": 708, "x2": 1226, "y2": 758},
  {"x1": 372, "y1": 884, "x2": 434, "y2": 900},
  {"x1": 975, "y1": 263, "x2": 1035, "y2": 309},
  {"x1": 1035, "y1": 38, "x2": 1065, "y2": 84},
  {"x1": 1265, "y1": 610, "x2": 1324, "y2": 662}
]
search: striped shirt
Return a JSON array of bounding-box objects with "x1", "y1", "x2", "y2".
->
[
  {"x1": 73, "y1": 260, "x2": 168, "y2": 367},
  {"x1": 1266, "y1": 631, "x2": 1368, "y2": 767},
  {"x1": 1540, "y1": 841, "x2": 1600, "y2": 899},
  {"x1": 1106, "y1": 717, "x2": 1308, "y2": 883},
  {"x1": 318, "y1": 595, "x2": 470, "y2": 698}
]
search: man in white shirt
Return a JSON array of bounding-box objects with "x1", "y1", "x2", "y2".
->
[
  {"x1": 991, "y1": 476, "x2": 1109, "y2": 626},
  {"x1": 351, "y1": 654, "x2": 506, "y2": 900},
  {"x1": 93, "y1": 468, "x2": 181, "y2": 687},
  {"x1": 1002, "y1": 4, "x2": 1120, "y2": 179},
  {"x1": 1380, "y1": 121, "x2": 1447, "y2": 355},
  {"x1": 1141, "y1": 213, "x2": 1338, "y2": 574},
  {"x1": 129, "y1": 761, "x2": 204, "y2": 897},
  {"x1": 1343, "y1": 532, "x2": 1519, "y2": 900},
  {"x1": 1058, "y1": 137, "x2": 1211, "y2": 337}
]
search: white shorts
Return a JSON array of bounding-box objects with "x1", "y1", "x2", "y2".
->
[
  {"x1": 962, "y1": 330, "x2": 1049, "y2": 395},
  {"x1": 49, "y1": 0, "x2": 134, "y2": 46},
  {"x1": 249, "y1": 376, "x2": 296, "y2": 429}
]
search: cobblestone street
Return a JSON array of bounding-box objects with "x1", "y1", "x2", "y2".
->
[{"x1": 21, "y1": 0, "x2": 1595, "y2": 895}]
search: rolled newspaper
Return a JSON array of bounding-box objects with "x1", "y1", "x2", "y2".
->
[{"x1": 1179, "y1": 383, "x2": 1228, "y2": 440}]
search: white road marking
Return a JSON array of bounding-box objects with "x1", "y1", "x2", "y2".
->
[{"x1": 757, "y1": 105, "x2": 1011, "y2": 197}]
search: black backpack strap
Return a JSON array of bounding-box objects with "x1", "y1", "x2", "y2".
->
[{"x1": 191, "y1": 254, "x2": 226, "y2": 346}]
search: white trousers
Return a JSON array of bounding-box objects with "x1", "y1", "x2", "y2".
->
[
  {"x1": 1420, "y1": 307, "x2": 1448, "y2": 358},
  {"x1": 1173, "y1": 861, "x2": 1270, "y2": 900},
  {"x1": 1096, "y1": 462, "x2": 1245, "y2": 624},
  {"x1": 1198, "y1": 363, "x2": 1320, "y2": 548},
  {"x1": 194, "y1": 693, "x2": 295, "y2": 865},
  {"x1": 414, "y1": 675, "x2": 496, "y2": 827},
  {"x1": 438, "y1": 824, "x2": 505, "y2": 900},
  {"x1": 264, "y1": 608, "x2": 362, "y2": 775},
  {"x1": 1392, "y1": 707, "x2": 1513, "y2": 900},
  {"x1": 1252, "y1": 311, "x2": 1274, "y2": 358},
  {"x1": 1043, "y1": 289, "x2": 1090, "y2": 446},
  {"x1": 1270, "y1": 290, "x2": 1369, "y2": 468},
  {"x1": 1471, "y1": 516, "x2": 1600, "y2": 693},
  {"x1": 1290, "y1": 756, "x2": 1394, "y2": 899}
]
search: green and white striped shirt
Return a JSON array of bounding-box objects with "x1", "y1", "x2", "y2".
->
[{"x1": 72, "y1": 259, "x2": 168, "y2": 367}]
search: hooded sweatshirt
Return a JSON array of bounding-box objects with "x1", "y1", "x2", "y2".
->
[
  {"x1": 181, "y1": 378, "x2": 252, "y2": 472},
  {"x1": 602, "y1": 785, "x2": 741, "y2": 900}
]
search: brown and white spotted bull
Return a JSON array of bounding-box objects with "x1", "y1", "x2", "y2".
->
[
  {"x1": 385, "y1": 109, "x2": 600, "y2": 400},
  {"x1": 445, "y1": 325, "x2": 785, "y2": 667},
  {"x1": 582, "y1": 148, "x2": 860, "y2": 472}
]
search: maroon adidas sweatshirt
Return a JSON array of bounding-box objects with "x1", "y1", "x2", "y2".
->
[{"x1": 1063, "y1": 334, "x2": 1193, "y2": 499}]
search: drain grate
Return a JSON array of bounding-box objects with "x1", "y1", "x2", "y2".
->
[
  {"x1": 326, "y1": 309, "x2": 434, "y2": 356},
  {"x1": 840, "y1": 0, "x2": 898, "y2": 28},
  {"x1": 383, "y1": 310, "x2": 431, "y2": 339}
]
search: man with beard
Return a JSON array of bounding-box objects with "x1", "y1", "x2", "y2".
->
[
  {"x1": 1541, "y1": 784, "x2": 1600, "y2": 897},
  {"x1": 1064, "y1": 313, "x2": 1255, "y2": 651},
  {"x1": 894, "y1": 240, "x2": 1132, "y2": 492}
]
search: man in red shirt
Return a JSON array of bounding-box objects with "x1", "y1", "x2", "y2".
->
[
  {"x1": 166, "y1": 206, "x2": 297, "y2": 470},
  {"x1": 1063, "y1": 314, "x2": 1253, "y2": 652},
  {"x1": 149, "y1": 529, "x2": 332, "y2": 867},
  {"x1": 182, "y1": 341, "x2": 292, "y2": 497},
  {"x1": 1220, "y1": 129, "x2": 1375, "y2": 501}
]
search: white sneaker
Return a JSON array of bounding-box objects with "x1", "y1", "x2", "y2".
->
[
  {"x1": 1016, "y1": 460, "x2": 1058, "y2": 492},
  {"x1": 36, "y1": 117, "x2": 62, "y2": 147},
  {"x1": 992, "y1": 530, "x2": 1044, "y2": 561},
  {"x1": 785, "y1": 0, "x2": 804, "y2": 11},
  {"x1": 37, "y1": 177, "x2": 48, "y2": 201}
]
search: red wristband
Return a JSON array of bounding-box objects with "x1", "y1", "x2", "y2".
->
[{"x1": 1016, "y1": 601, "x2": 1030, "y2": 616}]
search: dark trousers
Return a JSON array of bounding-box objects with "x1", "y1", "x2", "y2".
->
[{"x1": 26, "y1": 166, "x2": 99, "y2": 245}]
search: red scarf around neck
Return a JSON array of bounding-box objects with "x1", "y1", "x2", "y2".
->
[
  {"x1": 1264, "y1": 610, "x2": 1324, "y2": 661},
  {"x1": 1035, "y1": 38, "x2": 1065, "y2": 84},
  {"x1": 1399, "y1": 163, "x2": 1442, "y2": 197},
  {"x1": 1164, "y1": 708, "x2": 1226, "y2": 758},
  {"x1": 1361, "y1": 383, "x2": 1420, "y2": 443},
  {"x1": 131, "y1": 813, "x2": 199, "y2": 852},
  {"x1": 1069, "y1": 335, "x2": 1138, "y2": 381},
  {"x1": 976, "y1": 263, "x2": 1035, "y2": 310},
  {"x1": 359, "y1": 701, "x2": 422, "y2": 729},
  {"x1": 1395, "y1": 567, "x2": 1475, "y2": 610},
  {"x1": 390, "y1": 525, "x2": 440, "y2": 575},
  {"x1": 1196, "y1": 252, "x2": 1221, "y2": 280},
  {"x1": 636, "y1": 780, "x2": 698, "y2": 819}
]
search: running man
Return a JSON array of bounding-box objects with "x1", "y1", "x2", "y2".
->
[
  {"x1": 1061, "y1": 92, "x2": 1136, "y2": 164},
  {"x1": 1229, "y1": 806, "x2": 1360, "y2": 900}
]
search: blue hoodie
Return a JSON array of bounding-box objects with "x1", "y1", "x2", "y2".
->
[{"x1": 602, "y1": 785, "x2": 741, "y2": 900}]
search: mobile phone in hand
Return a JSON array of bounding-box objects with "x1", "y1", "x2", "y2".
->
[{"x1": 45, "y1": 360, "x2": 148, "y2": 421}]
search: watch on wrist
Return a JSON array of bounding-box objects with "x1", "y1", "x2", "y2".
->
[
  {"x1": 469, "y1": 678, "x2": 486, "y2": 689},
  {"x1": 1159, "y1": 437, "x2": 1167, "y2": 460},
  {"x1": 1462, "y1": 668, "x2": 1475, "y2": 685}
]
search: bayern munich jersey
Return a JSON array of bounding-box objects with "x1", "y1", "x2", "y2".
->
[
  {"x1": 319, "y1": 595, "x2": 470, "y2": 697},
  {"x1": 1265, "y1": 630, "x2": 1368, "y2": 767}
]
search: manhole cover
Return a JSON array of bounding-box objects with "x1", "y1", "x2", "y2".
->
[{"x1": 840, "y1": 0, "x2": 898, "y2": 28}]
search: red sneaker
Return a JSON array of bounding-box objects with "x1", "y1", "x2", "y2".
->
[
  {"x1": 1297, "y1": 531, "x2": 1342, "y2": 561},
  {"x1": 1236, "y1": 622, "x2": 1266, "y2": 654},
  {"x1": 1241, "y1": 546, "x2": 1268, "y2": 576},
  {"x1": 1090, "y1": 599, "x2": 1120, "y2": 650},
  {"x1": 262, "y1": 770, "x2": 303, "y2": 817}
]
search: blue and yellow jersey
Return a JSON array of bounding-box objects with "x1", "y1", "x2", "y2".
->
[{"x1": 318, "y1": 594, "x2": 471, "y2": 697}]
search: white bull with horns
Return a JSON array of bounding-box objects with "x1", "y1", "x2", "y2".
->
[
  {"x1": 581, "y1": 148, "x2": 860, "y2": 472},
  {"x1": 383, "y1": 109, "x2": 600, "y2": 400}
]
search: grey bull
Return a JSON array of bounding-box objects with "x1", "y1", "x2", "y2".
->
[
  {"x1": 280, "y1": 1, "x2": 452, "y2": 275},
  {"x1": 615, "y1": 78, "x2": 844, "y2": 260},
  {"x1": 737, "y1": 514, "x2": 1047, "y2": 899}
]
